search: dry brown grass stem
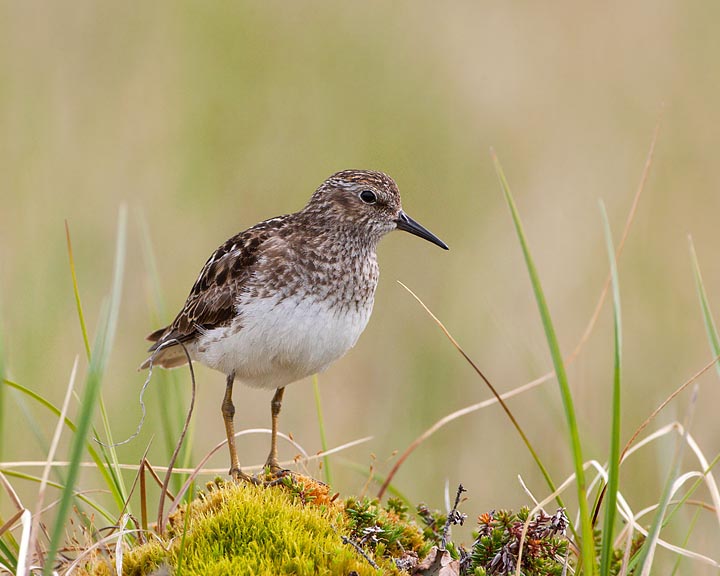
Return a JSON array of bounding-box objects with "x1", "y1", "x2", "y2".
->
[
  {"x1": 621, "y1": 353, "x2": 720, "y2": 463},
  {"x1": 0, "y1": 472, "x2": 24, "y2": 521},
  {"x1": 568, "y1": 114, "x2": 661, "y2": 363},
  {"x1": 116, "y1": 445, "x2": 164, "y2": 541},
  {"x1": 378, "y1": 283, "x2": 549, "y2": 500}
]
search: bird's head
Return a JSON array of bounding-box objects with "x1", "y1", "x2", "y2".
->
[{"x1": 307, "y1": 169, "x2": 449, "y2": 250}]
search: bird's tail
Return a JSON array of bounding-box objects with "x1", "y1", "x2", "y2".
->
[{"x1": 139, "y1": 327, "x2": 191, "y2": 370}]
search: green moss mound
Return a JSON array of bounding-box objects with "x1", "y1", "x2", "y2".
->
[{"x1": 86, "y1": 478, "x2": 421, "y2": 576}]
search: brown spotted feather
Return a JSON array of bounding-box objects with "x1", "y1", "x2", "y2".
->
[{"x1": 145, "y1": 215, "x2": 291, "y2": 358}]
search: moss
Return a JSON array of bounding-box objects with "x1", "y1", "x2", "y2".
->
[
  {"x1": 84, "y1": 477, "x2": 406, "y2": 576},
  {"x1": 79, "y1": 483, "x2": 584, "y2": 575}
]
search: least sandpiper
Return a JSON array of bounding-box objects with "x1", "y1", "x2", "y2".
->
[{"x1": 141, "y1": 169, "x2": 448, "y2": 481}]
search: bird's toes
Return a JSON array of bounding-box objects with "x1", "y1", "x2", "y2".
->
[
  {"x1": 229, "y1": 466, "x2": 258, "y2": 485},
  {"x1": 262, "y1": 465, "x2": 293, "y2": 485}
]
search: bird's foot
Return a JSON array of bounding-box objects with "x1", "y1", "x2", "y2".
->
[
  {"x1": 261, "y1": 460, "x2": 293, "y2": 485},
  {"x1": 263, "y1": 469, "x2": 294, "y2": 486},
  {"x1": 264, "y1": 456, "x2": 283, "y2": 475},
  {"x1": 229, "y1": 466, "x2": 259, "y2": 485}
]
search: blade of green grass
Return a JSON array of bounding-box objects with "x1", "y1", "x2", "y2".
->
[
  {"x1": 656, "y1": 235, "x2": 720, "y2": 555},
  {"x1": 312, "y1": 374, "x2": 333, "y2": 486},
  {"x1": 65, "y1": 221, "x2": 92, "y2": 360},
  {"x1": 3, "y1": 377, "x2": 122, "y2": 506},
  {"x1": 599, "y1": 201, "x2": 623, "y2": 576},
  {"x1": 92, "y1": 208, "x2": 130, "y2": 508},
  {"x1": 11, "y1": 390, "x2": 55, "y2": 467},
  {"x1": 653, "y1": 237, "x2": 720, "y2": 547},
  {"x1": 66, "y1": 220, "x2": 129, "y2": 509},
  {"x1": 492, "y1": 150, "x2": 595, "y2": 575},
  {"x1": 0, "y1": 537, "x2": 17, "y2": 574},
  {"x1": 44, "y1": 207, "x2": 127, "y2": 575},
  {"x1": 94, "y1": 398, "x2": 129, "y2": 504},
  {"x1": 689, "y1": 236, "x2": 720, "y2": 378},
  {"x1": 670, "y1": 507, "x2": 701, "y2": 576}
]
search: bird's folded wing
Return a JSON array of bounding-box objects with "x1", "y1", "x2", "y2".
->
[{"x1": 147, "y1": 215, "x2": 291, "y2": 351}]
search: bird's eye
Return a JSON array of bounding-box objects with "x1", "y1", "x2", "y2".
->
[{"x1": 359, "y1": 190, "x2": 377, "y2": 204}]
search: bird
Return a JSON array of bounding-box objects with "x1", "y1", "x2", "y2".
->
[{"x1": 141, "y1": 169, "x2": 448, "y2": 482}]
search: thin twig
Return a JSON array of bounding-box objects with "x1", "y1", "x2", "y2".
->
[
  {"x1": 440, "y1": 484, "x2": 467, "y2": 551},
  {"x1": 340, "y1": 535, "x2": 380, "y2": 570}
]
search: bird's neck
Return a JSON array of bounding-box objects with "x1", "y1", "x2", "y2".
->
[
  {"x1": 293, "y1": 210, "x2": 381, "y2": 254},
  {"x1": 283, "y1": 212, "x2": 380, "y2": 309}
]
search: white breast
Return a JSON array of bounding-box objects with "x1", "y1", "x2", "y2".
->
[{"x1": 194, "y1": 293, "x2": 374, "y2": 389}]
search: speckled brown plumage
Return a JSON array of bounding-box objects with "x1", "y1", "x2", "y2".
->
[
  {"x1": 145, "y1": 216, "x2": 291, "y2": 356},
  {"x1": 141, "y1": 169, "x2": 448, "y2": 480}
]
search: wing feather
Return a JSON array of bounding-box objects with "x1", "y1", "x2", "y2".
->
[{"x1": 145, "y1": 215, "x2": 291, "y2": 356}]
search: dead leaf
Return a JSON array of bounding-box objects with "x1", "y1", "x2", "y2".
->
[{"x1": 412, "y1": 546, "x2": 460, "y2": 576}]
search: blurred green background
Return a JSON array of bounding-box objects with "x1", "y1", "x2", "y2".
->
[{"x1": 2, "y1": 0, "x2": 720, "y2": 568}]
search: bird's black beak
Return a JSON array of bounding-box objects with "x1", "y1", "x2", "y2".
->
[{"x1": 395, "y1": 211, "x2": 449, "y2": 250}]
